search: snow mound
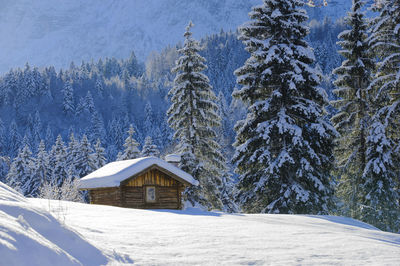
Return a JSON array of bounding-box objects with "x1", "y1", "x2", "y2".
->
[{"x1": 0, "y1": 182, "x2": 107, "y2": 266}]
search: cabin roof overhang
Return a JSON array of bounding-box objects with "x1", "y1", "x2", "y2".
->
[{"x1": 78, "y1": 156, "x2": 198, "y2": 190}]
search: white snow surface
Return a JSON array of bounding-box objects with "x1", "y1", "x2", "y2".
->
[
  {"x1": 79, "y1": 157, "x2": 198, "y2": 189},
  {"x1": 1, "y1": 182, "x2": 399, "y2": 265},
  {"x1": 0, "y1": 182, "x2": 107, "y2": 266}
]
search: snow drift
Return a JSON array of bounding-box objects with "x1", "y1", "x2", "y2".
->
[{"x1": 0, "y1": 182, "x2": 107, "y2": 266}]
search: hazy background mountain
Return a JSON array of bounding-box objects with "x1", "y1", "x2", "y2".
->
[{"x1": 0, "y1": 0, "x2": 371, "y2": 73}]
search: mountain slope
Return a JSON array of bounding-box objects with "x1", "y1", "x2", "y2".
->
[{"x1": 0, "y1": 0, "x2": 360, "y2": 74}]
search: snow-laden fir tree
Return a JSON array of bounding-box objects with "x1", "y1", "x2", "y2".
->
[
  {"x1": 331, "y1": 0, "x2": 374, "y2": 217},
  {"x1": 45, "y1": 125, "x2": 54, "y2": 150},
  {"x1": 92, "y1": 138, "x2": 107, "y2": 169},
  {"x1": 233, "y1": 0, "x2": 336, "y2": 214},
  {"x1": 31, "y1": 140, "x2": 49, "y2": 197},
  {"x1": 62, "y1": 80, "x2": 75, "y2": 115},
  {"x1": 167, "y1": 22, "x2": 225, "y2": 209},
  {"x1": 7, "y1": 145, "x2": 35, "y2": 196},
  {"x1": 48, "y1": 135, "x2": 68, "y2": 187},
  {"x1": 74, "y1": 134, "x2": 95, "y2": 178},
  {"x1": 90, "y1": 111, "x2": 106, "y2": 143},
  {"x1": 141, "y1": 136, "x2": 160, "y2": 157},
  {"x1": 8, "y1": 120, "x2": 21, "y2": 158},
  {"x1": 117, "y1": 124, "x2": 140, "y2": 160},
  {"x1": 143, "y1": 102, "x2": 154, "y2": 136},
  {"x1": 32, "y1": 111, "x2": 42, "y2": 146},
  {"x1": 66, "y1": 132, "x2": 79, "y2": 171},
  {"x1": 368, "y1": 0, "x2": 400, "y2": 155},
  {"x1": 362, "y1": 0, "x2": 400, "y2": 232},
  {"x1": 0, "y1": 118, "x2": 5, "y2": 153},
  {"x1": 361, "y1": 118, "x2": 400, "y2": 232}
]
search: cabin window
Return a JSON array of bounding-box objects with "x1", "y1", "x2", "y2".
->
[{"x1": 145, "y1": 186, "x2": 156, "y2": 203}]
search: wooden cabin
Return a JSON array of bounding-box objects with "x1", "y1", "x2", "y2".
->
[{"x1": 78, "y1": 156, "x2": 198, "y2": 210}]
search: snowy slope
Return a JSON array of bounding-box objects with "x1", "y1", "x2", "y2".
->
[
  {"x1": 0, "y1": 0, "x2": 361, "y2": 74},
  {"x1": 29, "y1": 198, "x2": 400, "y2": 265},
  {"x1": 1, "y1": 179, "x2": 399, "y2": 265},
  {"x1": 0, "y1": 182, "x2": 107, "y2": 266}
]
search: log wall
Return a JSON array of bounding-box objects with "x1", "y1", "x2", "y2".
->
[
  {"x1": 121, "y1": 185, "x2": 184, "y2": 209},
  {"x1": 89, "y1": 187, "x2": 122, "y2": 207},
  {"x1": 88, "y1": 168, "x2": 186, "y2": 209}
]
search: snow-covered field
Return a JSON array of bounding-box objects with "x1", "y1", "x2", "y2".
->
[{"x1": 1, "y1": 182, "x2": 399, "y2": 265}]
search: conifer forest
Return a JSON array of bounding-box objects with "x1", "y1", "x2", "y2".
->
[{"x1": 1, "y1": 0, "x2": 399, "y2": 233}]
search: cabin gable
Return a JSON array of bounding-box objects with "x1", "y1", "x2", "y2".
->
[{"x1": 120, "y1": 165, "x2": 190, "y2": 187}]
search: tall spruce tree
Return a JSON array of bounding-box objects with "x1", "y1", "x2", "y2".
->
[
  {"x1": 331, "y1": 0, "x2": 374, "y2": 218},
  {"x1": 141, "y1": 136, "x2": 160, "y2": 157},
  {"x1": 75, "y1": 134, "x2": 95, "y2": 178},
  {"x1": 167, "y1": 22, "x2": 225, "y2": 209},
  {"x1": 48, "y1": 135, "x2": 68, "y2": 187},
  {"x1": 361, "y1": 118, "x2": 400, "y2": 232},
  {"x1": 7, "y1": 145, "x2": 35, "y2": 196},
  {"x1": 62, "y1": 80, "x2": 75, "y2": 115},
  {"x1": 362, "y1": 0, "x2": 400, "y2": 232},
  {"x1": 117, "y1": 124, "x2": 140, "y2": 160},
  {"x1": 233, "y1": 0, "x2": 336, "y2": 214},
  {"x1": 31, "y1": 140, "x2": 49, "y2": 197},
  {"x1": 92, "y1": 138, "x2": 107, "y2": 169}
]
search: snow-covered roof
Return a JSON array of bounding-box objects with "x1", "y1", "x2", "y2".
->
[{"x1": 79, "y1": 157, "x2": 198, "y2": 189}]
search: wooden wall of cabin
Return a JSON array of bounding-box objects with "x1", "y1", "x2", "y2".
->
[
  {"x1": 89, "y1": 187, "x2": 122, "y2": 207},
  {"x1": 121, "y1": 168, "x2": 185, "y2": 209}
]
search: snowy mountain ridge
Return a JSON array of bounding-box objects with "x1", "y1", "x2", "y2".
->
[{"x1": 0, "y1": 0, "x2": 359, "y2": 74}]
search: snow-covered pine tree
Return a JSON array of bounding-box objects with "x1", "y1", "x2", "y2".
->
[
  {"x1": 233, "y1": 0, "x2": 336, "y2": 214},
  {"x1": 48, "y1": 135, "x2": 68, "y2": 187},
  {"x1": 141, "y1": 136, "x2": 160, "y2": 157},
  {"x1": 90, "y1": 111, "x2": 106, "y2": 143},
  {"x1": 62, "y1": 80, "x2": 75, "y2": 115},
  {"x1": 362, "y1": 0, "x2": 400, "y2": 232},
  {"x1": 45, "y1": 125, "x2": 54, "y2": 150},
  {"x1": 66, "y1": 132, "x2": 80, "y2": 172},
  {"x1": 74, "y1": 134, "x2": 95, "y2": 178},
  {"x1": 32, "y1": 111, "x2": 42, "y2": 146},
  {"x1": 361, "y1": 118, "x2": 400, "y2": 232},
  {"x1": 8, "y1": 120, "x2": 21, "y2": 158},
  {"x1": 92, "y1": 138, "x2": 107, "y2": 169},
  {"x1": 22, "y1": 131, "x2": 33, "y2": 152},
  {"x1": 331, "y1": 0, "x2": 374, "y2": 218},
  {"x1": 117, "y1": 124, "x2": 140, "y2": 160},
  {"x1": 167, "y1": 22, "x2": 225, "y2": 210},
  {"x1": 31, "y1": 140, "x2": 49, "y2": 197},
  {"x1": 7, "y1": 145, "x2": 35, "y2": 196},
  {"x1": 143, "y1": 102, "x2": 154, "y2": 137},
  {"x1": 369, "y1": 1, "x2": 400, "y2": 145},
  {"x1": 0, "y1": 118, "x2": 5, "y2": 154}
]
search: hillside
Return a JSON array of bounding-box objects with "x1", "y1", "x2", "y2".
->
[
  {"x1": 0, "y1": 0, "x2": 362, "y2": 74},
  {"x1": 1, "y1": 181, "x2": 399, "y2": 265}
]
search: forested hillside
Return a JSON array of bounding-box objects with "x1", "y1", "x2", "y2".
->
[{"x1": 2, "y1": 0, "x2": 399, "y2": 233}]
